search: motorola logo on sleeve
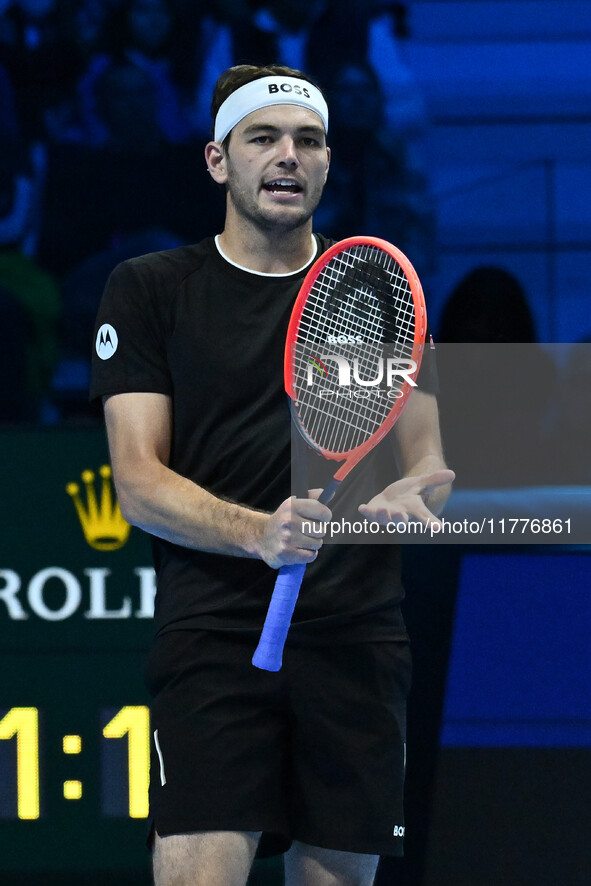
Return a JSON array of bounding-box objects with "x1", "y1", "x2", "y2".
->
[{"x1": 96, "y1": 324, "x2": 118, "y2": 360}]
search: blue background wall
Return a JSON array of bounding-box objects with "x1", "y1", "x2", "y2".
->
[{"x1": 399, "y1": 0, "x2": 591, "y2": 342}]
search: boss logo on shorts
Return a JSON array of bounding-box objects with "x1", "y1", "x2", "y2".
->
[
  {"x1": 268, "y1": 83, "x2": 311, "y2": 98},
  {"x1": 393, "y1": 825, "x2": 405, "y2": 837},
  {"x1": 96, "y1": 323, "x2": 118, "y2": 360}
]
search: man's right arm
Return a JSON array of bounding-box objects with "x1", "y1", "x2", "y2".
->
[{"x1": 104, "y1": 392, "x2": 330, "y2": 568}]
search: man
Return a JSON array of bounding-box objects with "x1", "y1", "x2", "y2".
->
[{"x1": 90, "y1": 64, "x2": 453, "y2": 886}]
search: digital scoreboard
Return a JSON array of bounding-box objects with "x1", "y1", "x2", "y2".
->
[{"x1": 0, "y1": 428, "x2": 154, "y2": 883}]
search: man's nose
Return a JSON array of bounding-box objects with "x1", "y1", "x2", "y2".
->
[{"x1": 277, "y1": 137, "x2": 299, "y2": 167}]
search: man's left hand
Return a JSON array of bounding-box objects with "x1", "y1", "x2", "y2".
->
[{"x1": 358, "y1": 469, "x2": 455, "y2": 529}]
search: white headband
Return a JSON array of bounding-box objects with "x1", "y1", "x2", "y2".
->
[{"x1": 214, "y1": 75, "x2": 329, "y2": 144}]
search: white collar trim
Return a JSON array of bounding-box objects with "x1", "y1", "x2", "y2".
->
[{"x1": 215, "y1": 234, "x2": 317, "y2": 277}]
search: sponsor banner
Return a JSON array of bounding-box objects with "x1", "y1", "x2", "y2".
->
[{"x1": 0, "y1": 428, "x2": 154, "y2": 650}]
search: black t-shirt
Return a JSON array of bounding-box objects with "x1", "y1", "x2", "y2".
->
[{"x1": 90, "y1": 236, "x2": 435, "y2": 642}]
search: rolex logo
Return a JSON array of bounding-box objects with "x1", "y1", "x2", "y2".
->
[{"x1": 66, "y1": 465, "x2": 131, "y2": 551}]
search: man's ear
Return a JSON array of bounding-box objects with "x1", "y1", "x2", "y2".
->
[
  {"x1": 324, "y1": 145, "x2": 331, "y2": 183},
  {"x1": 205, "y1": 141, "x2": 228, "y2": 184}
]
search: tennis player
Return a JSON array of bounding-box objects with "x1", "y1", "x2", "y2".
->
[{"x1": 91, "y1": 63, "x2": 453, "y2": 886}]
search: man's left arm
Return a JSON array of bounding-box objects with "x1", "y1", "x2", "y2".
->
[{"x1": 358, "y1": 389, "x2": 455, "y2": 528}]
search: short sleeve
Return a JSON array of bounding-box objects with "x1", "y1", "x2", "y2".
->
[{"x1": 89, "y1": 258, "x2": 173, "y2": 402}]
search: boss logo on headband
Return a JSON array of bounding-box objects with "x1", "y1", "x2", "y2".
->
[{"x1": 268, "y1": 83, "x2": 311, "y2": 98}]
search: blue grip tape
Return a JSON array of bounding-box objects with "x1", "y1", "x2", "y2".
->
[{"x1": 252, "y1": 563, "x2": 307, "y2": 671}]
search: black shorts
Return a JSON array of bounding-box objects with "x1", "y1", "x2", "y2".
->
[{"x1": 144, "y1": 629, "x2": 411, "y2": 857}]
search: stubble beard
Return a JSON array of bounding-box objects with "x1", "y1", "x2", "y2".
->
[{"x1": 225, "y1": 162, "x2": 325, "y2": 234}]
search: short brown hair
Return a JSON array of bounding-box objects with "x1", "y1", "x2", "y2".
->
[{"x1": 210, "y1": 64, "x2": 324, "y2": 146}]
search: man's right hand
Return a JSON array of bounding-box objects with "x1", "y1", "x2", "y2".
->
[{"x1": 258, "y1": 495, "x2": 332, "y2": 569}]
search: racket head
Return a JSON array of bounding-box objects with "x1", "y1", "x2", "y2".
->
[{"x1": 285, "y1": 236, "x2": 427, "y2": 480}]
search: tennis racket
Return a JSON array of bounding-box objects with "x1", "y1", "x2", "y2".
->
[{"x1": 252, "y1": 236, "x2": 427, "y2": 671}]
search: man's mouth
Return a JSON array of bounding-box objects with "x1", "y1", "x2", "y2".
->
[{"x1": 262, "y1": 179, "x2": 303, "y2": 194}]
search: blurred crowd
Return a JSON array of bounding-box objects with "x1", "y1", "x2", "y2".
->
[
  {"x1": 0, "y1": 0, "x2": 436, "y2": 424},
  {"x1": 1, "y1": 1, "x2": 585, "y2": 489}
]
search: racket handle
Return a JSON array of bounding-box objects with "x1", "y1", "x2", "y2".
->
[
  {"x1": 252, "y1": 563, "x2": 307, "y2": 672},
  {"x1": 319, "y1": 477, "x2": 340, "y2": 506}
]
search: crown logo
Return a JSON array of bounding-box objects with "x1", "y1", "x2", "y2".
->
[{"x1": 66, "y1": 465, "x2": 131, "y2": 551}]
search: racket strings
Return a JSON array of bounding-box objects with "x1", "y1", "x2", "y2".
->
[
  {"x1": 293, "y1": 245, "x2": 419, "y2": 455},
  {"x1": 297, "y1": 253, "x2": 413, "y2": 453}
]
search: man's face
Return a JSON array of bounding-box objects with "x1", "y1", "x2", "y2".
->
[{"x1": 220, "y1": 105, "x2": 330, "y2": 233}]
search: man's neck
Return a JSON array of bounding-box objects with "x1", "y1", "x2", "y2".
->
[{"x1": 217, "y1": 215, "x2": 316, "y2": 274}]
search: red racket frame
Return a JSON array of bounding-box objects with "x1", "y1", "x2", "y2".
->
[{"x1": 284, "y1": 236, "x2": 427, "y2": 482}]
